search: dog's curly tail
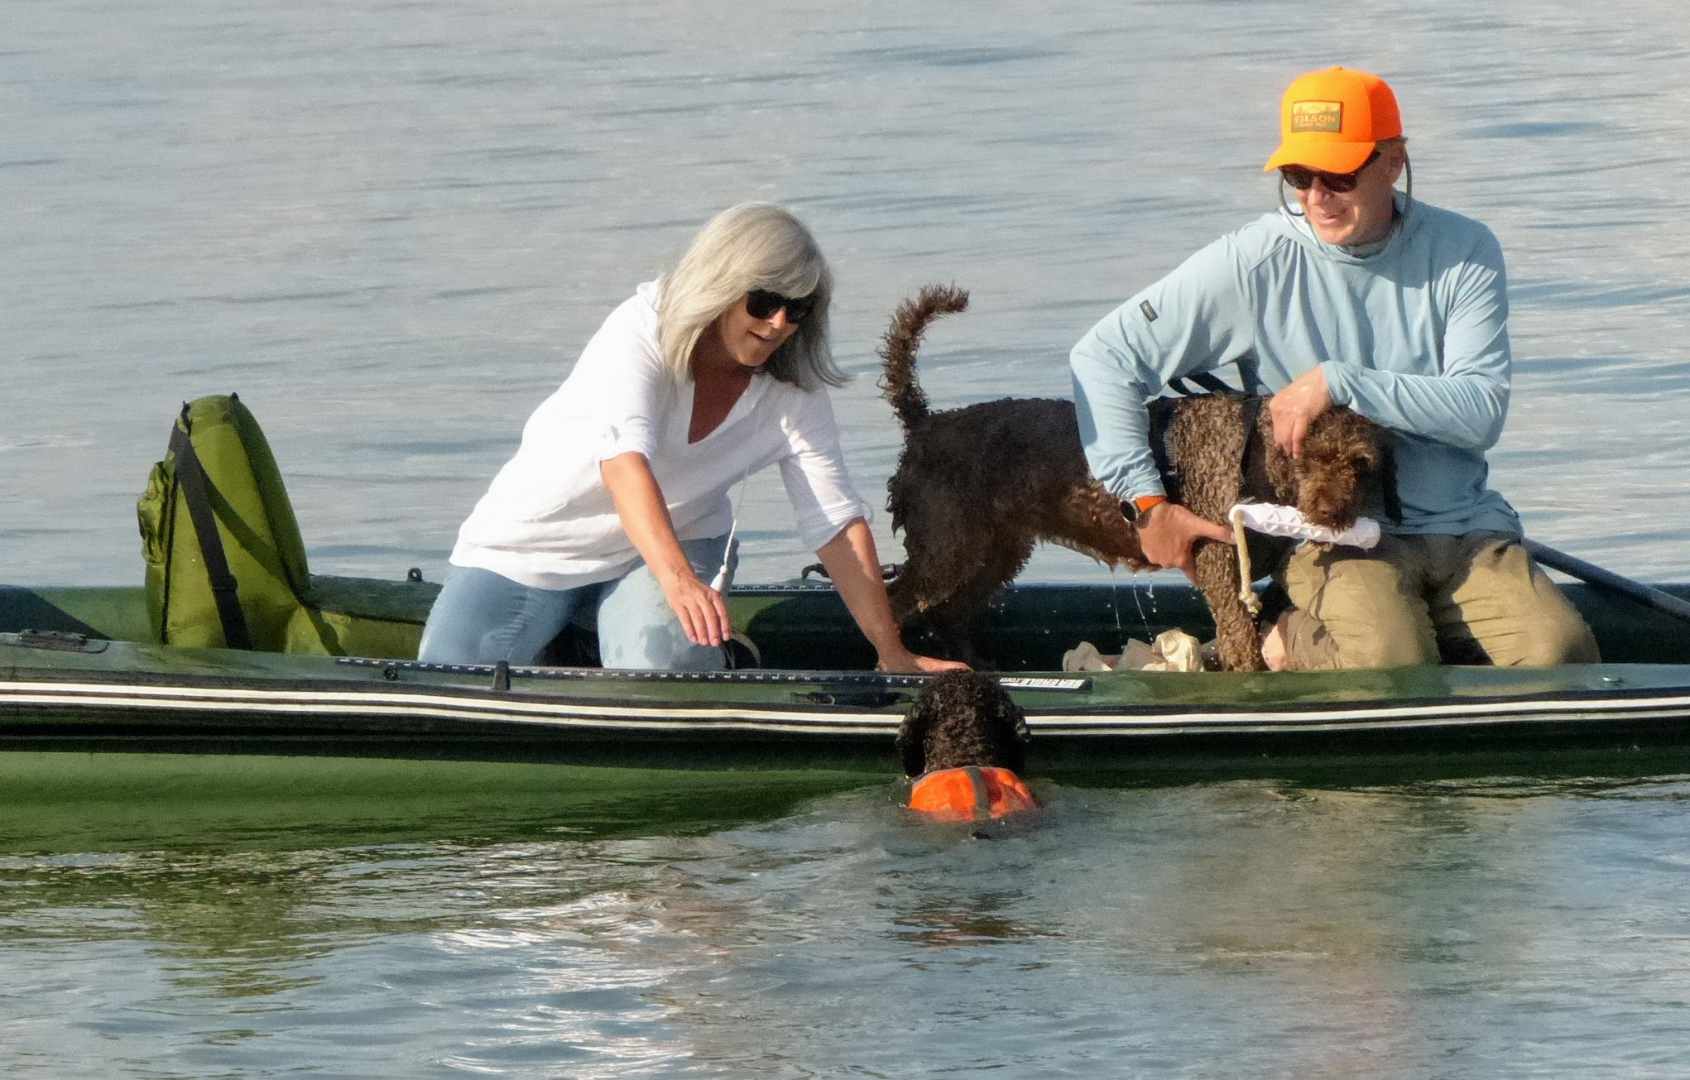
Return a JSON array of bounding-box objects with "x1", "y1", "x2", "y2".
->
[{"x1": 877, "y1": 283, "x2": 969, "y2": 430}]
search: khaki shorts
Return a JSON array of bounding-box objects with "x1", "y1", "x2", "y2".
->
[{"x1": 1277, "y1": 532, "x2": 1600, "y2": 670}]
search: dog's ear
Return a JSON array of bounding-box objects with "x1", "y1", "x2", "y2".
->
[
  {"x1": 897, "y1": 695, "x2": 933, "y2": 778},
  {"x1": 991, "y1": 691, "x2": 1028, "y2": 739},
  {"x1": 1001, "y1": 732, "x2": 1028, "y2": 774},
  {"x1": 991, "y1": 689, "x2": 1030, "y2": 774},
  {"x1": 1378, "y1": 438, "x2": 1403, "y2": 524}
]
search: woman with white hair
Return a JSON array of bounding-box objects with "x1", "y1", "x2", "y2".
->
[{"x1": 420, "y1": 203, "x2": 963, "y2": 674}]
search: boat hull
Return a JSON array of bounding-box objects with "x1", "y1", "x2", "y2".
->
[{"x1": 9, "y1": 628, "x2": 1690, "y2": 771}]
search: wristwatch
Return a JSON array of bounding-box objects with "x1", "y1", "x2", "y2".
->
[{"x1": 1122, "y1": 494, "x2": 1168, "y2": 524}]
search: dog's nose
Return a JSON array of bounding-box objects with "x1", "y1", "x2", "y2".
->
[{"x1": 1302, "y1": 493, "x2": 1346, "y2": 526}]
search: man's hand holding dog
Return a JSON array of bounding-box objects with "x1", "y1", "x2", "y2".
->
[{"x1": 1136, "y1": 501, "x2": 1234, "y2": 582}]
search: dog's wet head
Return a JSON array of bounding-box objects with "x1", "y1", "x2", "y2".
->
[
  {"x1": 898, "y1": 671, "x2": 1029, "y2": 776},
  {"x1": 898, "y1": 671, "x2": 1037, "y2": 822},
  {"x1": 1291, "y1": 410, "x2": 1394, "y2": 528}
]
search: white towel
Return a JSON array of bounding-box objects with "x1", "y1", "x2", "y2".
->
[{"x1": 1227, "y1": 502, "x2": 1381, "y2": 549}]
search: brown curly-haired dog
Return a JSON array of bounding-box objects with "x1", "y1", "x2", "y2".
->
[
  {"x1": 880, "y1": 284, "x2": 1397, "y2": 671},
  {"x1": 897, "y1": 670, "x2": 1030, "y2": 777}
]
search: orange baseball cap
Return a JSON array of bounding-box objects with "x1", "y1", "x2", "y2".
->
[{"x1": 1263, "y1": 66, "x2": 1402, "y2": 174}]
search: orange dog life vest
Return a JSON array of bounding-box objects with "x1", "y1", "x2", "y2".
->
[{"x1": 907, "y1": 766, "x2": 1038, "y2": 822}]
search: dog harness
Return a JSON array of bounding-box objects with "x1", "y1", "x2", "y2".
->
[{"x1": 907, "y1": 766, "x2": 1038, "y2": 822}]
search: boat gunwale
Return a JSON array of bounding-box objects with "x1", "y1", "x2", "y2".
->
[{"x1": 9, "y1": 650, "x2": 1690, "y2": 741}]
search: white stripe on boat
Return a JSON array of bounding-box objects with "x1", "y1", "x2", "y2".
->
[{"x1": 7, "y1": 678, "x2": 1690, "y2": 737}]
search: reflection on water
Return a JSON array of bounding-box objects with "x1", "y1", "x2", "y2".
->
[{"x1": 9, "y1": 759, "x2": 1690, "y2": 1076}]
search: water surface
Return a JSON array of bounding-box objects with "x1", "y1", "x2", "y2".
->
[{"x1": 6, "y1": 0, "x2": 1687, "y2": 587}]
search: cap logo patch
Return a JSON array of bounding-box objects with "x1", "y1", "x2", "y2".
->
[
  {"x1": 1290, "y1": 100, "x2": 1343, "y2": 133},
  {"x1": 1139, "y1": 299, "x2": 1158, "y2": 323}
]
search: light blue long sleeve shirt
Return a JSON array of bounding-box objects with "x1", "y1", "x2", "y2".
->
[{"x1": 1069, "y1": 195, "x2": 1521, "y2": 537}]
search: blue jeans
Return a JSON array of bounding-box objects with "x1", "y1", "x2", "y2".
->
[{"x1": 417, "y1": 534, "x2": 737, "y2": 669}]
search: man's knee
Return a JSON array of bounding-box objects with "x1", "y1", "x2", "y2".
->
[
  {"x1": 1526, "y1": 621, "x2": 1600, "y2": 665},
  {"x1": 1282, "y1": 542, "x2": 1437, "y2": 670},
  {"x1": 1283, "y1": 607, "x2": 1438, "y2": 670},
  {"x1": 1338, "y1": 629, "x2": 1440, "y2": 669},
  {"x1": 1488, "y1": 609, "x2": 1600, "y2": 666},
  {"x1": 1451, "y1": 537, "x2": 1602, "y2": 666}
]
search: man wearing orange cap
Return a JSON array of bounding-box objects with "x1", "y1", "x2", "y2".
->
[{"x1": 1070, "y1": 67, "x2": 1598, "y2": 670}]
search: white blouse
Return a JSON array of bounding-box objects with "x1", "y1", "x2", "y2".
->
[{"x1": 449, "y1": 281, "x2": 869, "y2": 590}]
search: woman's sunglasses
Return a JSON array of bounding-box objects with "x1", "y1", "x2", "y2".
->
[
  {"x1": 746, "y1": 289, "x2": 816, "y2": 323},
  {"x1": 1279, "y1": 149, "x2": 1381, "y2": 194}
]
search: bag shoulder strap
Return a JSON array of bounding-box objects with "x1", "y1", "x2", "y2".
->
[{"x1": 167, "y1": 412, "x2": 254, "y2": 650}]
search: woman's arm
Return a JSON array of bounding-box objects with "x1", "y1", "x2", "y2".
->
[
  {"x1": 815, "y1": 518, "x2": 969, "y2": 674},
  {"x1": 600, "y1": 450, "x2": 732, "y2": 648}
]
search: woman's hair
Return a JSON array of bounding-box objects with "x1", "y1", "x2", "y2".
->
[{"x1": 656, "y1": 202, "x2": 845, "y2": 390}]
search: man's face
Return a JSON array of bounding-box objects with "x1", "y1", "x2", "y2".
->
[{"x1": 1294, "y1": 142, "x2": 1405, "y2": 246}]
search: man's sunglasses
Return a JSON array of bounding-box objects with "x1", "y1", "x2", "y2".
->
[
  {"x1": 1279, "y1": 149, "x2": 1381, "y2": 194},
  {"x1": 746, "y1": 289, "x2": 816, "y2": 323}
]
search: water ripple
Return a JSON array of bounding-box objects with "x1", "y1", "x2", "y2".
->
[{"x1": 832, "y1": 43, "x2": 1066, "y2": 67}]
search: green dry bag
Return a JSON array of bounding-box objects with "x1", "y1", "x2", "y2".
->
[{"x1": 136, "y1": 393, "x2": 314, "y2": 650}]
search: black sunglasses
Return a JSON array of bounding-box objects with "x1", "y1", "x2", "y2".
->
[
  {"x1": 745, "y1": 289, "x2": 816, "y2": 323},
  {"x1": 1279, "y1": 149, "x2": 1381, "y2": 194}
]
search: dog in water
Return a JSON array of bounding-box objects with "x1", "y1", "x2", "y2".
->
[
  {"x1": 879, "y1": 283, "x2": 1396, "y2": 671},
  {"x1": 898, "y1": 670, "x2": 1037, "y2": 822}
]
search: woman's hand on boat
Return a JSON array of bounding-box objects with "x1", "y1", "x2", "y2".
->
[
  {"x1": 876, "y1": 648, "x2": 970, "y2": 674},
  {"x1": 810, "y1": 521, "x2": 969, "y2": 673}
]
